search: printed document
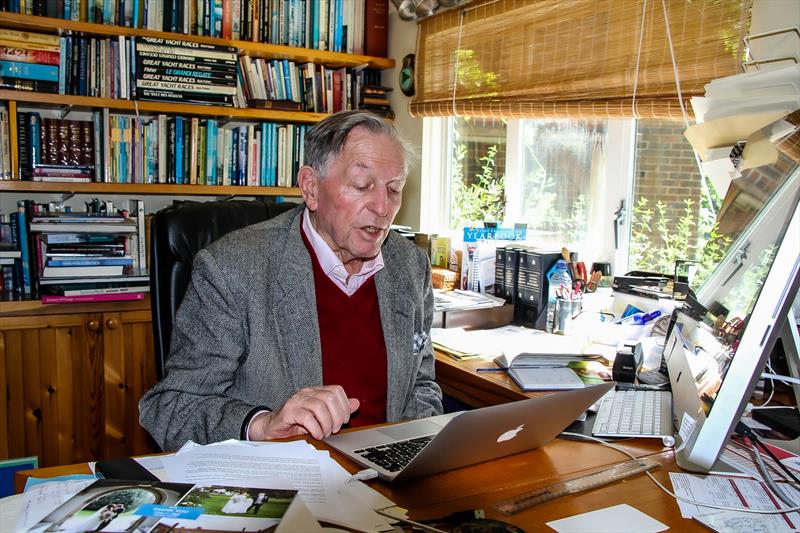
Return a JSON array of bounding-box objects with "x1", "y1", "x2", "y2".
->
[{"x1": 160, "y1": 440, "x2": 398, "y2": 532}]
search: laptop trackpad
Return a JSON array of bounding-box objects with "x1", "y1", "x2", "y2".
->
[{"x1": 377, "y1": 420, "x2": 442, "y2": 440}]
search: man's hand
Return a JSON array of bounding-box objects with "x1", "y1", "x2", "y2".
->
[{"x1": 249, "y1": 385, "x2": 360, "y2": 441}]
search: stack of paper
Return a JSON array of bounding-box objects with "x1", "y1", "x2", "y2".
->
[
  {"x1": 684, "y1": 64, "x2": 799, "y2": 195},
  {"x1": 160, "y1": 440, "x2": 401, "y2": 531},
  {"x1": 11, "y1": 440, "x2": 404, "y2": 533},
  {"x1": 433, "y1": 288, "x2": 504, "y2": 312},
  {"x1": 432, "y1": 324, "x2": 594, "y2": 361}
]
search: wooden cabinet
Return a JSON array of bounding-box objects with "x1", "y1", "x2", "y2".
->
[{"x1": 0, "y1": 299, "x2": 157, "y2": 467}]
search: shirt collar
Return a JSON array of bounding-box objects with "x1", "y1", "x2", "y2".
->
[{"x1": 302, "y1": 207, "x2": 384, "y2": 291}]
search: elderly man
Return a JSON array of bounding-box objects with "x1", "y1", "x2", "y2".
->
[{"x1": 139, "y1": 110, "x2": 443, "y2": 451}]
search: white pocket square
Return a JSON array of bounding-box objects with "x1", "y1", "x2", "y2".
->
[{"x1": 413, "y1": 332, "x2": 429, "y2": 354}]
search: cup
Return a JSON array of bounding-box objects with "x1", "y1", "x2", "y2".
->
[{"x1": 553, "y1": 297, "x2": 582, "y2": 335}]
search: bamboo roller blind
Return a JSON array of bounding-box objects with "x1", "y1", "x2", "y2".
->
[{"x1": 410, "y1": 0, "x2": 753, "y2": 120}]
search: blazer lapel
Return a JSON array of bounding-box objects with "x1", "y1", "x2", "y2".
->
[
  {"x1": 272, "y1": 209, "x2": 322, "y2": 392},
  {"x1": 376, "y1": 239, "x2": 415, "y2": 421}
]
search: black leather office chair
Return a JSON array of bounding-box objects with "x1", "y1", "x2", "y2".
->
[{"x1": 149, "y1": 199, "x2": 296, "y2": 380}]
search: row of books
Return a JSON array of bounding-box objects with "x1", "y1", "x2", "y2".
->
[
  {"x1": 98, "y1": 113, "x2": 309, "y2": 186},
  {"x1": 0, "y1": 0, "x2": 389, "y2": 56},
  {"x1": 238, "y1": 57, "x2": 387, "y2": 114},
  {"x1": 16, "y1": 112, "x2": 95, "y2": 180},
  {"x1": 0, "y1": 199, "x2": 149, "y2": 303},
  {"x1": 1, "y1": 28, "x2": 392, "y2": 116},
  {"x1": 5, "y1": 107, "x2": 313, "y2": 185}
]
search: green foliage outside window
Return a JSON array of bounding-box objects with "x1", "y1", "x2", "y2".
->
[
  {"x1": 629, "y1": 196, "x2": 731, "y2": 285},
  {"x1": 450, "y1": 144, "x2": 506, "y2": 229}
]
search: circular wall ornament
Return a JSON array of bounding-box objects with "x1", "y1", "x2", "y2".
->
[{"x1": 399, "y1": 54, "x2": 415, "y2": 97}]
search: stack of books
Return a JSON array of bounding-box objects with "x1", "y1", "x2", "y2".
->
[
  {"x1": 132, "y1": 36, "x2": 238, "y2": 106},
  {"x1": 0, "y1": 215, "x2": 22, "y2": 296},
  {"x1": 0, "y1": 28, "x2": 59, "y2": 93},
  {"x1": 16, "y1": 112, "x2": 95, "y2": 182},
  {"x1": 360, "y1": 84, "x2": 393, "y2": 119},
  {"x1": 11, "y1": 200, "x2": 150, "y2": 304}
]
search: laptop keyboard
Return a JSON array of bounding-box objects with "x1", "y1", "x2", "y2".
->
[
  {"x1": 593, "y1": 389, "x2": 672, "y2": 437},
  {"x1": 354, "y1": 435, "x2": 434, "y2": 472}
]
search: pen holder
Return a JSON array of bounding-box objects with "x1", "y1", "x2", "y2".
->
[{"x1": 553, "y1": 297, "x2": 581, "y2": 335}]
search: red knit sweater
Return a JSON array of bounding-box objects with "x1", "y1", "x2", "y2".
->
[{"x1": 302, "y1": 229, "x2": 388, "y2": 427}]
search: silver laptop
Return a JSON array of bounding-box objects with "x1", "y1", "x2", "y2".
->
[{"x1": 324, "y1": 382, "x2": 613, "y2": 482}]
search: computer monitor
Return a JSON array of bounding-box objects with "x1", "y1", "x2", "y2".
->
[{"x1": 665, "y1": 164, "x2": 800, "y2": 474}]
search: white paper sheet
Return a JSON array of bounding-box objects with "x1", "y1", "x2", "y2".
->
[
  {"x1": 669, "y1": 472, "x2": 800, "y2": 527},
  {"x1": 546, "y1": 503, "x2": 668, "y2": 532},
  {"x1": 13, "y1": 478, "x2": 95, "y2": 532}
]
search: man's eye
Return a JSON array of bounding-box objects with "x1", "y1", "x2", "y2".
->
[{"x1": 389, "y1": 188, "x2": 402, "y2": 195}]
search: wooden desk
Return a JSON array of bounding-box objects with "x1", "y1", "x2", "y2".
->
[{"x1": 14, "y1": 437, "x2": 703, "y2": 531}]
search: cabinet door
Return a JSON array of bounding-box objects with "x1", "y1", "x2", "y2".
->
[
  {"x1": 0, "y1": 311, "x2": 158, "y2": 467},
  {"x1": 101, "y1": 310, "x2": 158, "y2": 459},
  {"x1": 0, "y1": 314, "x2": 95, "y2": 467}
]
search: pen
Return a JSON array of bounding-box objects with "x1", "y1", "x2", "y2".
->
[{"x1": 476, "y1": 365, "x2": 568, "y2": 372}]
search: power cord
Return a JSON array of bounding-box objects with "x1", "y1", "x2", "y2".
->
[
  {"x1": 734, "y1": 421, "x2": 800, "y2": 486},
  {"x1": 561, "y1": 431, "x2": 800, "y2": 514}
]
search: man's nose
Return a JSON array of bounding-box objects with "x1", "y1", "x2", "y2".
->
[{"x1": 368, "y1": 188, "x2": 390, "y2": 217}]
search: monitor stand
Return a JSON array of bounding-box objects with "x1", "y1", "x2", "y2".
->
[{"x1": 675, "y1": 309, "x2": 800, "y2": 474}]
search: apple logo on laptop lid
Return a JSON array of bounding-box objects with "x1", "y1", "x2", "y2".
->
[{"x1": 497, "y1": 424, "x2": 524, "y2": 443}]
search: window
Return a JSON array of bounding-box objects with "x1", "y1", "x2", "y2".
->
[{"x1": 422, "y1": 116, "x2": 798, "y2": 276}]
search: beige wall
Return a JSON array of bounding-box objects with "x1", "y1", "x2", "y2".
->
[{"x1": 387, "y1": 7, "x2": 424, "y2": 229}]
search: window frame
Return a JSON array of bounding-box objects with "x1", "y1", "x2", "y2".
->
[{"x1": 422, "y1": 117, "x2": 636, "y2": 273}]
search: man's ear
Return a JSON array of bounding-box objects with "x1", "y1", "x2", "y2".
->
[{"x1": 297, "y1": 166, "x2": 318, "y2": 210}]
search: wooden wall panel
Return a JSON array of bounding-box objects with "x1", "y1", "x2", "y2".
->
[
  {"x1": 84, "y1": 313, "x2": 105, "y2": 462},
  {"x1": 103, "y1": 312, "x2": 125, "y2": 460},
  {"x1": 39, "y1": 327, "x2": 58, "y2": 467},
  {"x1": 54, "y1": 327, "x2": 76, "y2": 465},
  {"x1": 0, "y1": 332, "x2": 7, "y2": 459},
  {"x1": 4, "y1": 330, "x2": 25, "y2": 459},
  {"x1": 21, "y1": 329, "x2": 41, "y2": 465}
]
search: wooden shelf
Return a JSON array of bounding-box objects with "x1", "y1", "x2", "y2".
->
[
  {"x1": 0, "y1": 295, "x2": 151, "y2": 317},
  {"x1": 1, "y1": 12, "x2": 395, "y2": 70},
  {"x1": 0, "y1": 180, "x2": 300, "y2": 196}
]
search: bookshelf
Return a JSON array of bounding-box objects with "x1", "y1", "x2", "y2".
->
[{"x1": 0, "y1": 8, "x2": 396, "y2": 467}]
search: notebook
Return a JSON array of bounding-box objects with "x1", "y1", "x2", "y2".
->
[{"x1": 324, "y1": 382, "x2": 614, "y2": 482}]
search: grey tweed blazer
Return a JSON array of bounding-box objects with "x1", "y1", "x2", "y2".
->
[{"x1": 139, "y1": 205, "x2": 443, "y2": 451}]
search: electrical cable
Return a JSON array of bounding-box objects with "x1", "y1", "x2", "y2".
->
[
  {"x1": 751, "y1": 361, "x2": 777, "y2": 409},
  {"x1": 737, "y1": 422, "x2": 800, "y2": 486},
  {"x1": 750, "y1": 440, "x2": 797, "y2": 507},
  {"x1": 561, "y1": 431, "x2": 800, "y2": 514}
]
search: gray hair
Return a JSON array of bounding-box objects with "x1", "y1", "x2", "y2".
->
[{"x1": 303, "y1": 110, "x2": 417, "y2": 178}]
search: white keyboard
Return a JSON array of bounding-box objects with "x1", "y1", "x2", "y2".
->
[{"x1": 592, "y1": 389, "x2": 673, "y2": 438}]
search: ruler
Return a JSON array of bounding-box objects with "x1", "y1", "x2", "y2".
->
[{"x1": 492, "y1": 457, "x2": 661, "y2": 515}]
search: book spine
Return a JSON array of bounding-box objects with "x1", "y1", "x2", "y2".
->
[
  {"x1": 135, "y1": 48, "x2": 237, "y2": 67},
  {"x1": 0, "y1": 59, "x2": 59, "y2": 81},
  {"x1": 138, "y1": 69, "x2": 235, "y2": 85},
  {"x1": 0, "y1": 29, "x2": 60, "y2": 46},
  {"x1": 47, "y1": 258, "x2": 134, "y2": 267},
  {"x1": 136, "y1": 35, "x2": 238, "y2": 53},
  {"x1": 0, "y1": 47, "x2": 60, "y2": 65},
  {"x1": 42, "y1": 291, "x2": 145, "y2": 304},
  {"x1": 135, "y1": 78, "x2": 237, "y2": 94},
  {"x1": 136, "y1": 55, "x2": 237, "y2": 72},
  {"x1": 136, "y1": 88, "x2": 234, "y2": 105}
]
